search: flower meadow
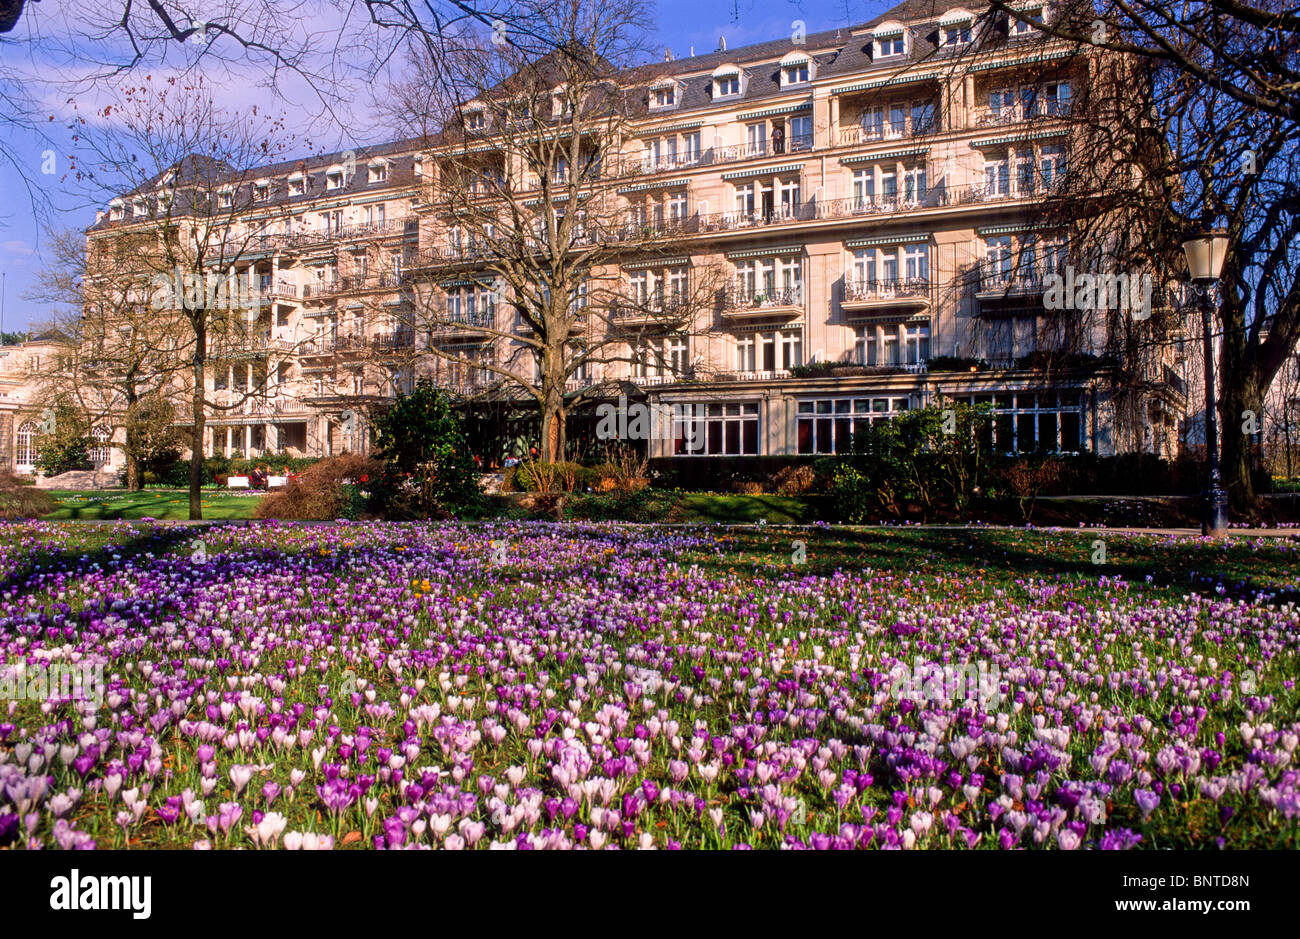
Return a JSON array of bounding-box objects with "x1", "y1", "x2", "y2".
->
[{"x1": 0, "y1": 520, "x2": 1298, "y2": 850}]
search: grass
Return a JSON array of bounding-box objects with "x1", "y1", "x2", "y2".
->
[{"x1": 42, "y1": 488, "x2": 261, "y2": 521}]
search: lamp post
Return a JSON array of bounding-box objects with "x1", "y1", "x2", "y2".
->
[{"x1": 1181, "y1": 231, "x2": 1230, "y2": 536}]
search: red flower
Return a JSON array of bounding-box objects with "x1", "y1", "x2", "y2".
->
[{"x1": 359, "y1": 474, "x2": 369, "y2": 482}]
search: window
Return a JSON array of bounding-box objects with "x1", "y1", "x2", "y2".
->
[
  {"x1": 852, "y1": 169, "x2": 876, "y2": 209},
  {"x1": 1010, "y1": 7, "x2": 1044, "y2": 35},
  {"x1": 1016, "y1": 149, "x2": 1036, "y2": 194},
  {"x1": 889, "y1": 103, "x2": 907, "y2": 137},
  {"x1": 1040, "y1": 143, "x2": 1067, "y2": 188},
  {"x1": 984, "y1": 236, "x2": 1014, "y2": 285},
  {"x1": 651, "y1": 84, "x2": 676, "y2": 108},
  {"x1": 666, "y1": 189, "x2": 688, "y2": 223},
  {"x1": 674, "y1": 402, "x2": 759, "y2": 456},
  {"x1": 961, "y1": 391, "x2": 1085, "y2": 453},
  {"x1": 445, "y1": 283, "x2": 497, "y2": 326},
  {"x1": 903, "y1": 164, "x2": 927, "y2": 202},
  {"x1": 903, "y1": 244, "x2": 929, "y2": 283},
  {"x1": 983, "y1": 152, "x2": 1011, "y2": 196},
  {"x1": 942, "y1": 24, "x2": 972, "y2": 46},
  {"x1": 109, "y1": 202, "x2": 125, "y2": 221},
  {"x1": 734, "y1": 328, "x2": 802, "y2": 372},
  {"x1": 746, "y1": 122, "x2": 766, "y2": 155},
  {"x1": 218, "y1": 190, "x2": 233, "y2": 208},
  {"x1": 876, "y1": 33, "x2": 907, "y2": 57},
  {"x1": 631, "y1": 333, "x2": 688, "y2": 378},
  {"x1": 16, "y1": 421, "x2": 38, "y2": 470},
  {"x1": 782, "y1": 63, "x2": 810, "y2": 86},
  {"x1": 327, "y1": 171, "x2": 344, "y2": 190},
  {"x1": 861, "y1": 106, "x2": 885, "y2": 140},
  {"x1": 682, "y1": 131, "x2": 702, "y2": 163},
  {"x1": 733, "y1": 256, "x2": 802, "y2": 304},
  {"x1": 789, "y1": 115, "x2": 812, "y2": 149},
  {"x1": 1020, "y1": 86, "x2": 1039, "y2": 119},
  {"x1": 1044, "y1": 81, "x2": 1071, "y2": 116},
  {"x1": 368, "y1": 163, "x2": 388, "y2": 183},
  {"x1": 715, "y1": 72, "x2": 741, "y2": 97},
  {"x1": 988, "y1": 89, "x2": 1016, "y2": 120},
  {"x1": 366, "y1": 203, "x2": 387, "y2": 226},
  {"x1": 465, "y1": 110, "x2": 486, "y2": 131},
  {"x1": 797, "y1": 396, "x2": 910, "y2": 454},
  {"x1": 288, "y1": 177, "x2": 305, "y2": 197},
  {"x1": 911, "y1": 100, "x2": 936, "y2": 134}
]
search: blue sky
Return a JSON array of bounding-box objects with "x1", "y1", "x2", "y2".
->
[{"x1": 0, "y1": 0, "x2": 894, "y2": 332}]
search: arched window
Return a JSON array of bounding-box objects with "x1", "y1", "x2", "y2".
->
[
  {"x1": 16, "y1": 421, "x2": 38, "y2": 471},
  {"x1": 89, "y1": 426, "x2": 111, "y2": 465}
]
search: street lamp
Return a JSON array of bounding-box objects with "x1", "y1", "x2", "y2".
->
[{"x1": 1181, "y1": 230, "x2": 1230, "y2": 536}]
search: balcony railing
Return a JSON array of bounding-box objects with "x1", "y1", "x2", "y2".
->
[
  {"x1": 724, "y1": 287, "x2": 804, "y2": 311},
  {"x1": 844, "y1": 277, "x2": 931, "y2": 304},
  {"x1": 974, "y1": 101, "x2": 1072, "y2": 126},
  {"x1": 633, "y1": 134, "x2": 815, "y2": 177},
  {"x1": 976, "y1": 261, "x2": 1054, "y2": 296},
  {"x1": 432, "y1": 312, "x2": 495, "y2": 331},
  {"x1": 838, "y1": 119, "x2": 936, "y2": 146}
]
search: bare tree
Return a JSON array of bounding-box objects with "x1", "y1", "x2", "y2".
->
[
  {"x1": 24, "y1": 227, "x2": 188, "y2": 488},
  {"x1": 67, "y1": 76, "x2": 309, "y2": 517},
  {"x1": 974, "y1": 1, "x2": 1300, "y2": 506},
  {"x1": 397, "y1": 0, "x2": 726, "y2": 461}
]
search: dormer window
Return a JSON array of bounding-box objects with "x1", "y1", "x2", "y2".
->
[
  {"x1": 780, "y1": 52, "x2": 813, "y2": 86},
  {"x1": 109, "y1": 202, "x2": 124, "y2": 221},
  {"x1": 326, "y1": 169, "x2": 344, "y2": 190},
  {"x1": 288, "y1": 175, "x2": 306, "y2": 197},
  {"x1": 650, "y1": 81, "x2": 677, "y2": 109},
  {"x1": 465, "y1": 110, "x2": 486, "y2": 131},
  {"x1": 1010, "y1": 4, "x2": 1046, "y2": 35},
  {"x1": 217, "y1": 189, "x2": 233, "y2": 208},
  {"x1": 940, "y1": 9, "x2": 975, "y2": 45},
  {"x1": 368, "y1": 162, "x2": 388, "y2": 183},
  {"x1": 133, "y1": 200, "x2": 148, "y2": 217},
  {"x1": 253, "y1": 182, "x2": 270, "y2": 203},
  {"x1": 873, "y1": 23, "x2": 908, "y2": 58},
  {"x1": 713, "y1": 66, "x2": 742, "y2": 98},
  {"x1": 942, "y1": 24, "x2": 972, "y2": 45}
]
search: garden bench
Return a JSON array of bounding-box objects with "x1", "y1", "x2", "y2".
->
[{"x1": 226, "y1": 476, "x2": 251, "y2": 489}]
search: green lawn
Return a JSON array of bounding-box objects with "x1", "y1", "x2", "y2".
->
[
  {"x1": 43, "y1": 488, "x2": 262, "y2": 520},
  {"x1": 677, "y1": 492, "x2": 826, "y2": 523}
]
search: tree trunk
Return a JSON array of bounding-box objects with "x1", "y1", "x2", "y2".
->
[
  {"x1": 125, "y1": 450, "x2": 142, "y2": 491},
  {"x1": 189, "y1": 327, "x2": 206, "y2": 520},
  {"x1": 1220, "y1": 375, "x2": 1262, "y2": 510}
]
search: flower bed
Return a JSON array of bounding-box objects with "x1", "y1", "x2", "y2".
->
[{"x1": 0, "y1": 521, "x2": 1297, "y2": 849}]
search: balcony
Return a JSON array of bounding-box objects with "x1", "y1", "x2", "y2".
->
[
  {"x1": 974, "y1": 262, "x2": 1052, "y2": 314},
  {"x1": 841, "y1": 277, "x2": 932, "y2": 319},
  {"x1": 431, "y1": 312, "x2": 495, "y2": 336},
  {"x1": 713, "y1": 369, "x2": 793, "y2": 382},
  {"x1": 721, "y1": 287, "x2": 804, "y2": 322},
  {"x1": 609, "y1": 297, "x2": 691, "y2": 328},
  {"x1": 257, "y1": 280, "x2": 298, "y2": 302},
  {"x1": 973, "y1": 101, "x2": 1071, "y2": 127},
  {"x1": 837, "y1": 119, "x2": 936, "y2": 147},
  {"x1": 634, "y1": 134, "x2": 814, "y2": 177}
]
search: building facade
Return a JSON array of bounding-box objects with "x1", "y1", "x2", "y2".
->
[{"x1": 11, "y1": 0, "x2": 1193, "y2": 477}]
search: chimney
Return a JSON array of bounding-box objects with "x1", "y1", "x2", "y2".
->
[
  {"x1": 718, "y1": 36, "x2": 727, "y2": 52},
  {"x1": 95, "y1": 211, "x2": 105, "y2": 223},
  {"x1": 664, "y1": 47, "x2": 674, "y2": 62}
]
